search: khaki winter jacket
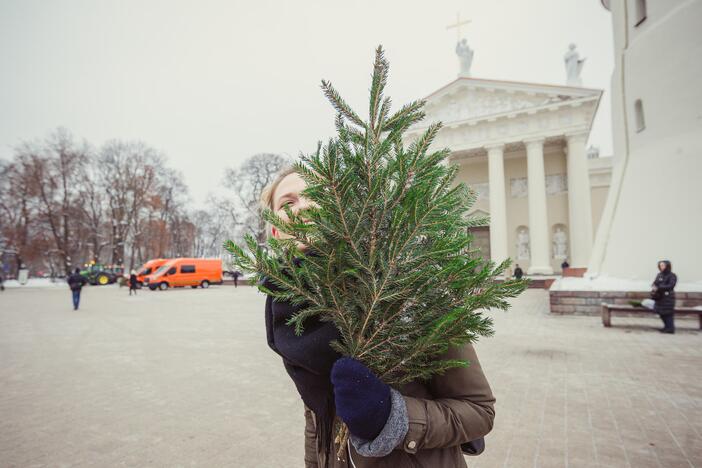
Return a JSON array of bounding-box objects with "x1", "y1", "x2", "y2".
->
[{"x1": 304, "y1": 343, "x2": 495, "y2": 467}]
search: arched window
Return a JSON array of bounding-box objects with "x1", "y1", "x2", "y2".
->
[
  {"x1": 635, "y1": 99, "x2": 645, "y2": 132},
  {"x1": 635, "y1": 0, "x2": 647, "y2": 26}
]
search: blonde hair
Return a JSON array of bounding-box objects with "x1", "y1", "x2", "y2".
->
[{"x1": 260, "y1": 166, "x2": 298, "y2": 211}]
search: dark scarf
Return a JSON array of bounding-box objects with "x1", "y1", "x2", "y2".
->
[{"x1": 263, "y1": 277, "x2": 341, "y2": 464}]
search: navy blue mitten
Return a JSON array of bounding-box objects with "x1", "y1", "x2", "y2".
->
[{"x1": 331, "y1": 357, "x2": 392, "y2": 441}]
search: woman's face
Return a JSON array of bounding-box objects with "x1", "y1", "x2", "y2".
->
[
  {"x1": 658, "y1": 262, "x2": 666, "y2": 272},
  {"x1": 271, "y1": 173, "x2": 313, "y2": 245}
]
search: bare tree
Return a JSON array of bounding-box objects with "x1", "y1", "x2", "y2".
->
[
  {"x1": 136, "y1": 166, "x2": 189, "y2": 260},
  {"x1": 98, "y1": 140, "x2": 161, "y2": 265},
  {"x1": 1, "y1": 129, "x2": 289, "y2": 276},
  {"x1": 0, "y1": 158, "x2": 41, "y2": 275},
  {"x1": 222, "y1": 153, "x2": 290, "y2": 244},
  {"x1": 77, "y1": 161, "x2": 109, "y2": 263},
  {"x1": 191, "y1": 200, "x2": 231, "y2": 258},
  {"x1": 15, "y1": 129, "x2": 89, "y2": 274}
]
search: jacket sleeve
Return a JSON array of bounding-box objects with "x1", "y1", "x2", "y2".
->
[
  {"x1": 304, "y1": 406, "x2": 319, "y2": 468},
  {"x1": 400, "y1": 343, "x2": 495, "y2": 453}
]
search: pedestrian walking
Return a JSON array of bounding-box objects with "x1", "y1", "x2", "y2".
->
[
  {"x1": 652, "y1": 260, "x2": 677, "y2": 334},
  {"x1": 259, "y1": 169, "x2": 494, "y2": 467},
  {"x1": 67, "y1": 268, "x2": 87, "y2": 310},
  {"x1": 129, "y1": 270, "x2": 138, "y2": 296},
  {"x1": 513, "y1": 264, "x2": 524, "y2": 279},
  {"x1": 232, "y1": 270, "x2": 242, "y2": 288}
]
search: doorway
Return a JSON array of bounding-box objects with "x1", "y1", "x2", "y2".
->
[{"x1": 468, "y1": 226, "x2": 491, "y2": 259}]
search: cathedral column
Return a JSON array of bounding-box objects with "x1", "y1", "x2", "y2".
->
[
  {"x1": 525, "y1": 138, "x2": 553, "y2": 274},
  {"x1": 566, "y1": 132, "x2": 593, "y2": 267},
  {"x1": 487, "y1": 144, "x2": 508, "y2": 266}
]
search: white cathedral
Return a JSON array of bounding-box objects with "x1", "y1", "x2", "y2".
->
[
  {"x1": 408, "y1": 0, "x2": 702, "y2": 285},
  {"x1": 405, "y1": 43, "x2": 612, "y2": 275}
]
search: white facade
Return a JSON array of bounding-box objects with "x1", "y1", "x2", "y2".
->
[
  {"x1": 405, "y1": 78, "x2": 612, "y2": 273},
  {"x1": 589, "y1": 0, "x2": 702, "y2": 282}
]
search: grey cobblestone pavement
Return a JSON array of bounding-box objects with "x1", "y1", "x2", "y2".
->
[{"x1": 0, "y1": 285, "x2": 700, "y2": 467}]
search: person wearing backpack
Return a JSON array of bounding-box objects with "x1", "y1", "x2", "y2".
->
[
  {"x1": 67, "y1": 268, "x2": 87, "y2": 310},
  {"x1": 128, "y1": 270, "x2": 138, "y2": 296}
]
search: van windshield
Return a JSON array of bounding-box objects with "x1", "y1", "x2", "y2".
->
[
  {"x1": 154, "y1": 265, "x2": 171, "y2": 276},
  {"x1": 138, "y1": 267, "x2": 152, "y2": 276}
]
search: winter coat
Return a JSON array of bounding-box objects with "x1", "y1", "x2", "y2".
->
[
  {"x1": 653, "y1": 261, "x2": 677, "y2": 316},
  {"x1": 129, "y1": 274, "x2": 138, "y2": 288},
  {"x1": 67, "y1": 273, "x2": 86, "y2": 291},
  {"x1": 304, "y1": 343, "x2": 495, "y2": 467}
]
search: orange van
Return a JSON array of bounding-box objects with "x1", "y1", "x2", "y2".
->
[
  {"x1": 135, "y1": 258, "x2": 169, "y2": 286},
  {"x1": 144, "y1": 258, "x2": 222, "y2": 290}
]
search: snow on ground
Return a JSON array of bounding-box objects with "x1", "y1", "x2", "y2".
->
[
  {"x1": 7, "y1": 274, "x2": 700, "y2": 292},
  {"x1": 2, "y1": 278, "x2": 72, "y2": 289},
  {"x1": 550, "y1": 275, "x2": 702, "y2": 292}
]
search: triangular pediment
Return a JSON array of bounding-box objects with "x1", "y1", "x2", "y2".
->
[
  {"x1": 467, "y1": 208, "x2": 490, "y2": 218},
  {"x1": 421, "y1": 77, "x2": 601, "y2": 125}
]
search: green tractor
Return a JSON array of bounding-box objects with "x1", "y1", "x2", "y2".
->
[{"x1": 80, "y1": 263, "x2": 124, "y2": 286}]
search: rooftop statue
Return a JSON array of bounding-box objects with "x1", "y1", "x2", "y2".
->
[
  {"x1": 456, "y1": 39, "x2": 474, "y2": 77},
  {"x1": 564, "y1": 43, "x2": 585, "y2": 86}
]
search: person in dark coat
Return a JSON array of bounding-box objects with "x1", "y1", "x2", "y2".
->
[
  {"x1": 260, "y1": 169, "x2": 495, "y2": 467},
  {"x1": 652, "y1": 260, "x2": 677, "y2": 334},
  {"x1": 67, "y1": 268, "x2": 87, "y2": 310},
  {"x1": 232, "y1": 270, "x2": 242, "y2": 288},
  {"x1": 513, "y1": 264, "x2": 523, "y2": 280},
  {"x1": 128, "y1": 270, "x2": 138, "y2": 296}
]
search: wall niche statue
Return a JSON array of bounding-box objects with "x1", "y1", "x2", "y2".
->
[
  {"x1": 552, "y1": 224, "x2": 568, "y2": 259},
  {"x1": 516, "y1": 226, "x2": 530, "y2": 260}
]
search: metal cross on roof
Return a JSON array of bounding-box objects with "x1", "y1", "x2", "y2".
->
[{"x1": 446, "y1": 12, "x2": 472, "y2": 42}]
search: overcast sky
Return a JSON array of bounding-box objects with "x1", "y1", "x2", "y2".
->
[{"x1": 0, "y1": 0, "x2": 614, "y2": 206}]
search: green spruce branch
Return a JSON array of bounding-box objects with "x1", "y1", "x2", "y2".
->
[{"x1": 225, "y1": 45, "x2": 527, "y2": 387}]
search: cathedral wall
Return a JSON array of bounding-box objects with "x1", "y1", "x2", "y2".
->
[
  {"x1": 504, "y1": 153, "x2": 530, "y2": 271},
  {"x1": 453, "y1": 159, "x2": 489, "y2": 214},
  {"x1": 453, "y1": 143, "x2": 605, "y2": 274},
  {"x1": 590, "y1": 186, "x2": 609, "y2": 235},
  {"x1": 543, "y1": 149, "x2": 570, "y2": 273},
  {"x1": 590, "y1": 0, "x2": 702, "y2": 282}
]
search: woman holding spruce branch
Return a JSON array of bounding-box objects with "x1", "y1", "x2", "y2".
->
[
  {"x1": 226, "y1": 47, "x2": 525, "y2": 467},
  {"x1": 259, "y1": 168, "x2": 496, "y2": 468}
]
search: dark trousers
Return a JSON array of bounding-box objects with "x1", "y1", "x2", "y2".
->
[
  {"x1": 659, "y1": 313, "x2": 675, "y2": 331},
  {"x1": 234, "y1": 277, "x2": 238, "y2": 288},
  {"x1": 129, "y1": 286, "x2": 137, "y2": 296},
  {"x1": 72, "y1": 289, "x2": 81, "y2": 310}
]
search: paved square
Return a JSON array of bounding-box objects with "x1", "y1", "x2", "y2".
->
[{"x1": 0, "y1": 285, "x2": 700, "y2": 467}]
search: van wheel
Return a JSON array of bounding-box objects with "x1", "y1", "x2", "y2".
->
[
  {"x1": 201, "y1": 280, "x2": 210, "y2": 289},
  {"x1": 159, "y1": 282, "x2": 169, "y2": 290}
]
